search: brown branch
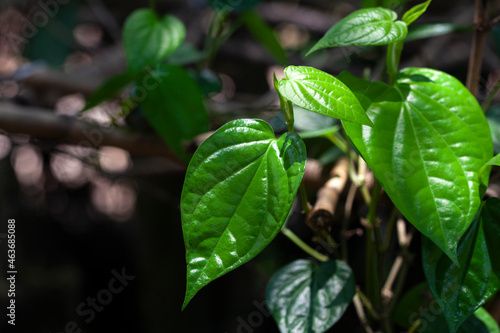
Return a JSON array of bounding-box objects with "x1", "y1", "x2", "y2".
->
[
  {"x1": 466, "y1": 0, "x2": 491, "y2": 96},
  {"x1": 0, "y1": 101, "x2": 185, "y2": 165},
  {"x1": 307, "y1": 157, "x2": 349, "y2": 231}
]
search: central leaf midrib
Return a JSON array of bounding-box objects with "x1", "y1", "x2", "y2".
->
[
  {"x1": 407, "y1": 88, "x2": 474, "y2": 222},
  {"x1": 289, "y1": 80, "x2": 351, "y2": 113}
]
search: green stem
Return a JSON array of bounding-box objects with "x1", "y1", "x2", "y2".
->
[
  {"x1": 482, "y1": 75, "x2": 500, "y2": 112},
  {"x1": 386, "y1": 41, "x2": 403, "y2": 86},
  {"x1": 365, "y1": 180, "x2": 382, "y2": 307},
  {"x1": 285, "y1": 100, "x2": 295, "y2": 132},
  {"x1": 281, "y1": 227, "x2": 329, "y2": 262},
  {"x1": 299, "y1": 183, "x2": 310, "y2": 214},
  {"x1": 381, "y1": 206, "x2": 398, "y2": 253}
]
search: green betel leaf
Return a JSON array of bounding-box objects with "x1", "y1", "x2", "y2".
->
[
  {"x1": 278, "y1": 66, "x2": 372, "y2": 126},
  {"x1": 137, "y1": 63, "x2": 209, "y2": 160},
  {"x1": 240, "y1": 10, "x2": 288, "y2": 66},
  {"x1": 266, "y1": 259, "x2": 355, "y2": 333},
  {"x1": 181, "y1": 119, "x2": 306, "y2": 309},
  {"x1": 123, "y1": 9, "x2": 185, "y2": 73},
  {"x1": 422, "y1": 200, "x2": 500, "y2": 332},
  {"x1": 402, "y1": 0, "x2": 432, "y2": 26},
  {"x1": 341, "y1": 68, "x2": 492, "y2": 262},
  {"x1": 307, "y1": 7, "x2": 407, "y2": 55}
]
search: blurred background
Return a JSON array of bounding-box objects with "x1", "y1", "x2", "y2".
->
[{"x1": 0, "y1": 0, "x2": 499, "y2": 332}]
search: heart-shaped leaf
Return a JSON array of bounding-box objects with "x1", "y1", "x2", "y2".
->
[
  {"x1": 266, "y1": 259, "x2": 355, "y2": 333},
  {"x1": 278, "y1": 66, "x2": 372, "y2": 126},
  {"x1": 422, "y1": 198, "x2": 500, "y2": 332},
  {"x1": 341, "y1": 68, "x2": 492, "y2": 262},
  {"x1": 137, "y1": 63, "x2": 209, "y2": 160},
  {"x1": 402, "y1": 0, "x2": 432, "y2": 26},
  {"x1": 307, "y1": 7, "x2": 407, "y2": 55},
  {"x1": 123, "y1": 9, "x2": 185, "y2": 73},
  {"x1": 181, "y1": 119, "x2": 306, "y2": 309}
]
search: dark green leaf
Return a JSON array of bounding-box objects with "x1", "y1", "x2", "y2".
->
[
  {"x1": 181, "y1": 119, "x2": 306, "y2": 309},
  {"x1": 405, "y1": 23, "x2": 472, "y2": 42},
  {"x1": 341, "y1": 68, "x2": 492, "y2": 262},
  {"x1": 278, "y1": 66, "x2": 372, "y2": 126},
  {"x1": 402, "y1": 0, "x2": 431, "y2": 26},
  {"x1": 137, "y1": 63, "x2": 209, "y2": 159},
  {"x1": 307, "y1": 7, "x2": 407, "y2": 55},
  {"x1": 83, "y1": 72, "x2": 138, "y2": 111},
  {"x1": 240, "y1": 10, "x2": 288, "y2": 66},
  {"x1": 266, "y1": 259, "x2": 355, "y2": 333},
  {"x1": 123, "y1": 9, "x2": 185, "y2": 73},
  {"x1": 206, "y1": 0, "x2": 260, "y2": 13},
  {"x1": 422, "y1": 200, "x2": 500, "y2": 332}
]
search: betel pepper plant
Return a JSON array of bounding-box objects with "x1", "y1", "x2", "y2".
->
[{"x1": 180, "y1": 1, "x2": 500, "y2": 332}]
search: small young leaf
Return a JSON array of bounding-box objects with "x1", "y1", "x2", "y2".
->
[
  {"x1": 240, "y1": 10, "x2": 288, "y2": 66},
  {"x1": 278, "y1": 66, "x2": 372, "y2": 126},
  {"x1": 402, "y1": 0, "x2": 431, "y2": 26},
  {"x1": 137, "y1": 63, "x2": 209, "y2": 160},
  {"x1": 307, "y1": 7, "x2": 407, "y2": 55},
  {"x1": 422, "y1": 199, "x2": 500, "y2": 332},
  {"x1": 341, "y1": 68, "x2": 492, "y2": 262},
  {"x1": 181, "y1": 119, "x2": 306, "y2": 309},
  {"x1": 266, "y1": 259, "x2": 355, "y2": 333},
  {"x1": 83, "y1": 72, "x2": 138, "y2": 111},
  {"x1": 123, "y1": 9, "x2": 185, "y2": 73}
]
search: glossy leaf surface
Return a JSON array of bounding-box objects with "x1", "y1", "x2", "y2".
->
[
  {"x1": 241, "y1": 10, "x2": 288, "y2": 66},
  {"x1": 137, "y1": 63, "x2": 209, "y2": 159},
  {"x1": 278, "y1": 66, "x2": 372, "y2": 126},
  {"x1": 181, "y1": 119, "x2": 306, "y2": 309},
  {"x1": 123, "y1": 9, "x2": 185, "y2": 73},
  {"x1": 341, "y1": 68, "x2": 492, "y2": 262},
  {"x1": 402, "y1": 0, "x2": 431, "y2": 26},
  {"x1": 307, "y1": 8, "x2": 407, "y2": 55},
  {"x1": 422, "y1": 198, "x2": 500, "y2": 332},
  {"x1": 266, "y1": 259, "x2": 355, "y2": 333}
]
